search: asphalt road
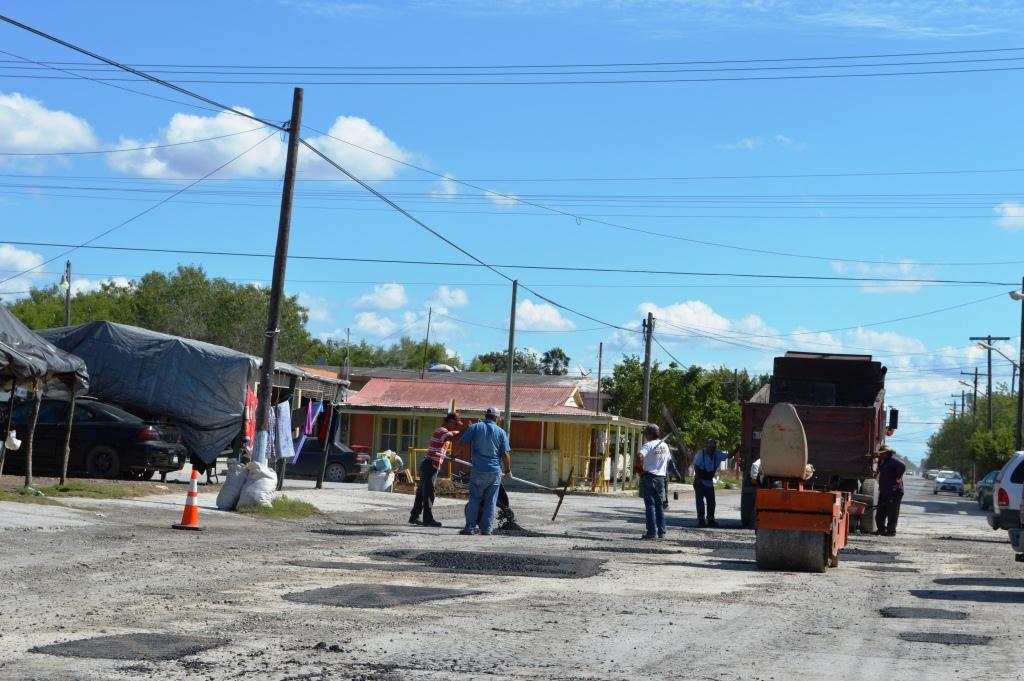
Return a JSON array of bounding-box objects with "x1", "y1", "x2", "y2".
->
[{"x1": 0, "y1": 474, "x2": 1020, "y2": 680}]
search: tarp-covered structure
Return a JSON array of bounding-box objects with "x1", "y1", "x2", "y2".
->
[
  {"x1": 39, "y1": 321, "x2": 259, "y2": 464},
  {"x1": 0, "y1": 306, "x2": 88, "y2": 394}
]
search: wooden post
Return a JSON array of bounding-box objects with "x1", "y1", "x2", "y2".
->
[
  {"x1": 503, "y1": 280, "x2": 518, "y2": 437},
  {"x1": 24, "y1": 383, "x2": 41, "y2": 489},
  {"x1": 59, "y1": 390, "x2": 76, "y2": 485},
  {"x1": 315, "y1": 402, "x2": 336, "y2": 489},
  {"x1": 595, "y1": 342, "x2": 603, "y2": 415}
]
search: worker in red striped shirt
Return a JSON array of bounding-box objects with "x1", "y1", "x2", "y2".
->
[{"x1": 409, "y1": 412, "x2": 461, "y2": 527}]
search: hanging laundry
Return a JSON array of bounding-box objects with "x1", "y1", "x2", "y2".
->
[
  {"x1": 291, "y1": 401, "x2": 324, "y2": 464},
  {"x1": 243, "y1": 387, "x2": 258, "y2": 445},
  {"x1": 266, "y1": 405, "x2": 277, "y2": 463},
  {"x1": 275, "y1": 400, "x2": 295, "y2": 464}
]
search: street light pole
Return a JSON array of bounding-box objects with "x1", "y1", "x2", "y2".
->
[{"x1": 971, "y1": 335, "x2": 1010, "y2": 430}]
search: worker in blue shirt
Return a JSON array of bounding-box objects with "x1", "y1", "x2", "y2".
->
[
  {"x1": 459, "y1": 406, "x2": 512, "y2": 536},
  {"x1": 874, "y1": 446, "x2": 906, "y2": 536},
  {"x1": 692, "y1": 438, "x2": 734, "y2": 527}
]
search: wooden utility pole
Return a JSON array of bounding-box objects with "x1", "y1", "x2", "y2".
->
[
  {"x1": 24, "y1": 382, "x2": 41, "y2": 489},
  {"x1": 641, "y1": 312, "x2": 654, "y2": 423},
  {"x1": 344, "y1": 327, "x2": 351, "y2": 384},
  {"x1": 971, "y1": 335, "x2": 1010, "y2": 430},
  {"x1": 595, "y1": 342, "x2": 603, "y2": 416},
  {"x1": 503, "y1": 280, "x2": 518, "y2": 436},
  {"x1": 962, "y1": 368, "x2": 980, "y2": 426},
  {"x1": 253, "y1": 87, "x2": 303, "y2": 463},
  {"x1": 734, "y1": 368, "x2": 740, "y2": 402},
  {"x1": 420, "y1": 306, "x2": 433, "y2": 379},
  {"x1": 1016, "y1": 276, "x2": 1024, "y2": 451}
]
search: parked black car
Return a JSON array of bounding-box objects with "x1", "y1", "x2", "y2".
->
[
  {"x1": 284, "y1": 439, "x2": 363, "y2": 483},
  {"x1": 1, "y1": 397, "x2": 187, "y2": 480},
  {"x1": 977, "y1": 469, "x2": 1000, "y2": 510}
]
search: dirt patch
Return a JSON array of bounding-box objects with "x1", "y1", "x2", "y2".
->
[
  {"x1": 372, "y1": 549, "x2": 604, "y2": 579},
  {"x1": 880, "y1": 607, "x2": 968, "y2": 620},
  {"x1": 571, "y1": 545, "x2": 682, "y2": 555},
  {"x1": 283, "y1": 583, "x2": 480, "y2": 608},
  {"x1": 898, "y1": 632, "x2": 991, "y2": 645},
  {"x1": 30, "y1": 633, "x2": 226, "y2": 661},
  {"x1": 308, "y1": 527, "x2": 391, "y2": 538}
]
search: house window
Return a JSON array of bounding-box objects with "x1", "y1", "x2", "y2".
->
[{"x1": 379, "y1": 417, "x2": 417, "y2": 453}]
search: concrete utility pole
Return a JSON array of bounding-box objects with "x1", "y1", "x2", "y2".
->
[
  {"x1": 61, "y1": 260, "x2": 71, "y2": 326},
  {"x1": 503, "y1": 280, "x2": 518, "y2": 436},
  {"x1": 970, "y1": 335, "x2": 1009, "y2": 431},
  {"x1": 961, "y1": 368, "x2": 981, "y2": 426},
  {"x1": 641, "y1": 312, "x2": 654, "y2": 423},
  {"x1": 253, "y1": 87, "x2": 303, "y2": 463},
  {"x1": 595, "y1": 341, "x2": 603, "y2": 416},
  {"x1": 1015, "y1": 277, "x2": 1024, "y2": 451}
]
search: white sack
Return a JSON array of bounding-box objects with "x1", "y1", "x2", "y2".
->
[
  {"x1": 239, "y1": 460, "x2": 277, "y2": 508},
  {"x1": 216, "y1": 460, "x2": 247, "y2": 511}
]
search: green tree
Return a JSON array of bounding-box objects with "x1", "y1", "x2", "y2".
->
[
  {"x1": 470, "y1": 349, "x2": 542, "y2": 373},
  {"x1": 541, "y1": 347, "x2": 571, "y2": 375},
  {"x1": 926, "y1": 384, "x2": 1018, "y2": 478}
]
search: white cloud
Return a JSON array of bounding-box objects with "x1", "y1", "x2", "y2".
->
[
  {"x1": 71, "y1": 276, "x2": 131, "y2": 294},
  {"x1": 277, "y1": 0, "x2": 379, "y2": 17},
  {"x1": 516, "y1": 299, "x2": 575, "y2": 331},
  {"x1": 107, "y1": 109, "x2": 409, "y2": 180},
  {"x1": 296, "y1": 291, "x2": 334, "y2": 324},
  {"x1": 353, "y1": 311, "x2": 398, "y2": 337},
  {"x1": 722, "y1": 136, "x2": 762, "y2": 151},
  {"x1": 0, "y1": 91, "x2": 97, "y2": 160},
  {"x1": 485, "y1": 190, "x2": 520, "y2": 208},
  {"x1": 995, "y1": 202, "x2": 1024, "y2": 230},
  {"x1": 829, "y1": 260, "x2": 936, "y2": 294},
  {"x1": 354, "y1": 283, "x2": 407, "y2": 310},
  {"x1": 431, "y1": 285, "x2": 468, "y2": 308},
  {"x1": 430, "y1": 173, "x2": 459, "y2": 198},
  {"x1": 0, "y1": 244, "x2": 45, "y2": 300}
]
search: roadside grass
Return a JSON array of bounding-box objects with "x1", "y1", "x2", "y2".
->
[
  {"x1": 29, "y1": 481, "x2": 139, "y2": 499},
  {"x1": 237, "y1": 495, "x2": 319, "y2": 519},
  {"x1": 0, "y1": 489, "x2": 67, "y2": 507}
]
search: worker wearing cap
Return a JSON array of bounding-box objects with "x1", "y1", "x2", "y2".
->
[
  {"x1": 410, "y1": 411, "x2": 461, "y2": 528},
  {"x1": 460, "y1": 407, "x2": 512, "y2": 536},
  {"x1": 874, "y1": 446, "x2": 906, "y2": 537},
  {"x1": 693, "y1": 438, "x2": 732, "y2": 527},
  {"x1": 638, "y1": 424, "x2": 671, "y2": 539}
]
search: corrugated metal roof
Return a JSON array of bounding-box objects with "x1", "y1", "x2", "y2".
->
[{"x1": 346, "y1": 377, "x2": 598, "y2": 417}]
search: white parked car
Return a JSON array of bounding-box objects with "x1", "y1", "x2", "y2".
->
[
  {"x1": 932, "y1": 470, "x2": 964, "y2": 496},
  {"x1": 989, "y1": 452, "x2": 1024, "y2": 531}
]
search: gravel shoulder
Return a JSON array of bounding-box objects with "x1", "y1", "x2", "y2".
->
[{"x1": 0, "y1": 476, "x2": 1019, "y2": 680}]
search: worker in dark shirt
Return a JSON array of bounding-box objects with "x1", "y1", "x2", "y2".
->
[{"x1": 874, "y1": 446, "x2": 907, "y2": 537}]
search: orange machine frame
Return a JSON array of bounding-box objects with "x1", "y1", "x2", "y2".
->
[{"x1": 755, "y1": 482, "x2": 852, "y2": 563}]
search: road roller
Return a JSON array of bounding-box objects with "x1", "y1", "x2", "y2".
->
[{"x1": 754, "y1": 402, "x2": 853, "y2": 573}]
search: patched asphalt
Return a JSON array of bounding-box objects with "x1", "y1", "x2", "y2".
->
[
  {"x1": 283, "y1": 583, "x2": 481, "y2": 608},
  {"x1": 372, "y1": 549, "x2": 604, "y2": 578},
  {"x1": 30, "y1": 633, "x2": 227, "y2": 661}
]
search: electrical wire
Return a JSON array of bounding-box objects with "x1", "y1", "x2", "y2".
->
[
  {"x1": 0, "y1": 126, "x2": 268, "y2": 156},
  {"x1": 0, "y1": 130, "x2": 277, "y2": 286}
]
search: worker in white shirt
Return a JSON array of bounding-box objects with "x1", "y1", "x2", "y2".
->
[{"x1": 637, "y1": 424, "x2": 672, "y2": 539}]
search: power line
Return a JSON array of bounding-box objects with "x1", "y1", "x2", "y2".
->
[
  {"x1": 0, "y1": 131, "x2": 278, "y2": 286},
  {"x1": 0, "y1": 127, "x2": 268, "y2": 156},
  {"x1": 3, "y1": 241, "x2": 1018, "y2": 286}
]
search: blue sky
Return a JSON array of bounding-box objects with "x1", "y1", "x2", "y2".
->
[{"x1": 4, "y1": 1, "x2": 1024, "y2": 463}]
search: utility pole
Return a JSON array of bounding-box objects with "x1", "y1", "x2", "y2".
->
[
  {"x1": 641, "y1": 312, "x2": 654, "y2": 423},
  {"x1": 595, "y1": 341, "x2": 603, "y2": 416},
  {"x1": 61, "y1": 260, "x2": 71, "y2": 326},
  {"x1": 344, "y1": 327, "x2": 351, "y2": 384},
  {"x1": 419, "y1": 306, "x2": 432, "y2": 379},
  {"x1": 962, "y1": 368, "x2": 981, "y2": 426},
  {"x1": 970, "y1": 335, "x2": 1009, "y2": 430},
  {"x1": 961, "y1": 390, "x2": 966, "y2": 418},
  {"x1": 253, "y1": 87, "x2": 303, "y2": 463},
  {"x1": 734, "y1": 368, "x2": 740, "y2": 402},
  {"x1": 1017, "y1": 276, "x2": 1024, "y2": 451},
  {"x1": 502, "y1": 280, "x2": 518, "y2": 437}
]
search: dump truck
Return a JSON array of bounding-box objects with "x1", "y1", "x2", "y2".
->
[{"x1": 740, "y1": 352, "x2": 899, "y2": 533}]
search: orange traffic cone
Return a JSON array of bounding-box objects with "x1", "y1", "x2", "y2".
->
[{"x1": 172, "y1": 469, "x2": 203, "y2": 531}]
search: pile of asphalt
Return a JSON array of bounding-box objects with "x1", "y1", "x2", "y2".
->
[
  {"x1": 283, "y1": 583, "x2": 480, "y2": 608},
  {"x1": 31, "y1": 634, "x2": 227, "y2": 661},
  {"x1": 571, "y1": 545, "x2": 682, "y2": 555},
  {"x1": 372, "y1": 549, "x2": 604, "y2": 579},
  {"x1": 879, "y1": 607, "x2": 968, "y2": 620}
]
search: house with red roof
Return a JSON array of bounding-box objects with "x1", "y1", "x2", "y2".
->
[{"x1": 339, "y1": 375, "x2": 645, "y2": 489}]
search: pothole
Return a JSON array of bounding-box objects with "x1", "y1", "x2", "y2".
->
[
  {"x1": 898, "y1": 632, "x2": 991, "y2": 646},
  {"x1": 30, "y1": 634, "x2": 227, "y2": 661},
  {"x1": 571, "y1": 545, "x2": 682, "y2": 555},
  {"x1": 855, "y1": 565, "x2": 920, "y2": 573},
  {"x1": 308, "y1": 527, "x2": 391, "y2": 538},
  {"x1": 933, "y1": 577, "x2": 1024, "y2": 588},
  {"x1": 372, "y1": 549, "x2": 604, "y2": 578},
  {"x1": 283, "y1": 583, "x2": 480, "y2": 608},
  {"x1": 880, "y1": 607, "x2": 968, "y2": 620}
]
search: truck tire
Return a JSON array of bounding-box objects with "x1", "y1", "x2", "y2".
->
[{"x1": 857, "y1": 478, "x2": 879, "y2": 534}]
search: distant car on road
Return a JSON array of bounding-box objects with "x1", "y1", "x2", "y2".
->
[
  {"x1": 925, "y1": 469, "x2": 940, "y2": 480},
  {"x1": 990, "y1": 452, "x2": 1024, "y2": 531},
  {"x1": 977, "y1": 469, "x2": 1000, "y2": 510},
  {"x1": 1, "y1": 397, "x2": 186, "y2": 480},
  {"x1": 933, "y1": 470, "x2": 964, "y2": 496}
]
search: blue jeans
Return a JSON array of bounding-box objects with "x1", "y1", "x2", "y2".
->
[
  {"x1": 694, "y1": 481, "x2": 715, "y2": 523},
  {"x1": 464, "y1": 469, "x2": 502, "y2": 534},
  {"x1": 641, "y1": 474, "x2": 666, "y2": 537}
]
